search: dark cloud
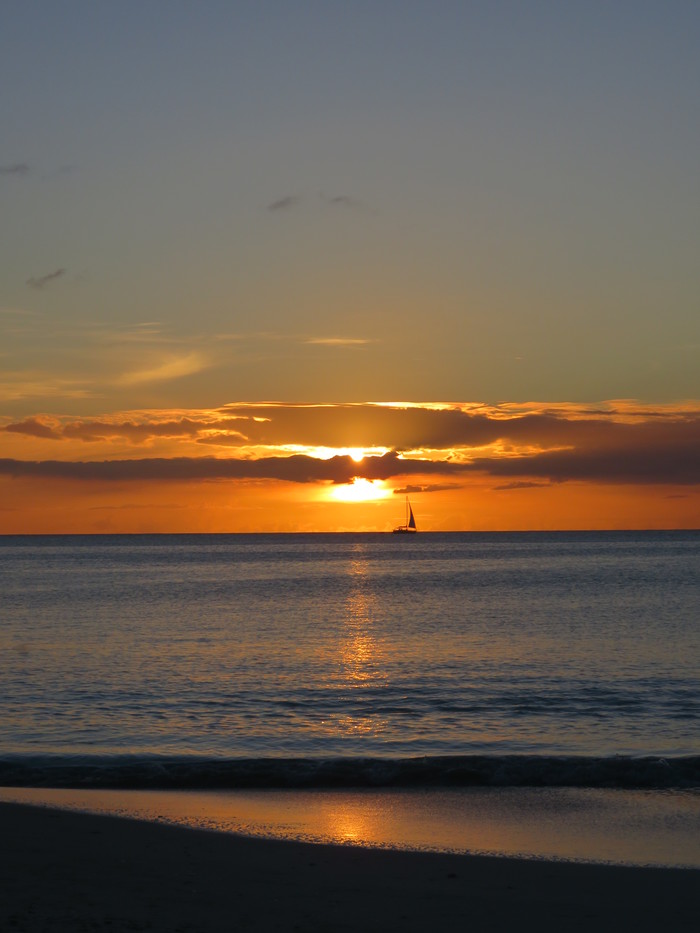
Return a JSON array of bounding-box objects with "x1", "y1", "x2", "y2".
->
[
  {"x1": 267, "y1": 195, "x2": 300, "y2": 211},
  {"x1": 4, "y1": 404, "x2": 699, "y2": 489},
  {"x1": 1, "y1": 435, "x2": 696, "y2": 488},
  {"x1": 213, "y1": 403, "x2": 700, "y2": 458},
  {"x1": 2, "y1": 416, "x2": 249, "y2": 444},
  {"x1": 62, "y1": 417, "x2": 248, "y2": 444},
  {"x1": 267, "y1": 193, "x2": 363, "y2": 212},
  {"x1": 0, "y1": 454, "x2": 365, "y2": 484},
  {"x1": 26, "y1": 268, "x2": 66, "y2": 290},
  {"x1": 0, "y1": 162, "x2": 30, "y2": 176},
  {"x1": 393, "y1": 484, "x2": 463, "y2": 495},
  {"x1": 471, "y1": 440, "x2": 700, "y2": 486},
  {"x1": 4, "y1": 418, "x2": 61, "y2": 440},
  {"x1": 0, "y1": 451, "x2": 409, "y2": 484},
  {"x1": 321, "y1": 193, "x2": 362, "y2": 208},
  {"x1": 494, "y1": 481, "x2": 552, "y2": 490}
]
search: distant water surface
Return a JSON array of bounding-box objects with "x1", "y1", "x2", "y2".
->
[{"x1": 1, "y1": 532, "x2": 699, "y2": 783}]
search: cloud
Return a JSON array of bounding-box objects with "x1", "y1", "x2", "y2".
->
[
  {"x1": 321, "y1": 193, "x2": 363, "y2": 209},
  {"x1": 26, "y1": 268, "x2": 66, "y2": 290},
  {"x1": 4, "y1": 417, "x2": 61, "y2": 440},
  {"x1": 90, "y1": 322, "x2": 166, "y2": 346},
  {"x1": 63, "y1": 416, "x2": 248, "y2": 444},
  {"x1": 3, "y1": 402, "x2": 699, "y2": 488},
  {"x1": 0, "y1": 454, "x2": 367, "y2": 484},
  {"x1": 0, "y1": 162, "x2": 30, "y2": 176},
  {"x1": 393, "y1": 483, "x2": 463, "y2": 494},
  {"x1": 2, "y1": 413, "x2": 251, "y2": 445},
  {"x1": 267, "y1": 195, "x2": 300, "y2": 211},
  {"x1": 2, "y1": 430, "x2": 696, "y2": 487},
  {"x1": 0, "y1": 452, "x2": 410, "y2": 485},
  {"x1": 470, "y1": 440, "x2": 700, "y2": 486},
  {"x1": 116, "y1": 352, "x2": 208, "y2": 386},
  {"x1": 493, "y1": 481, "x2": 552, "y2": 490},
  {"x1": 267, "y1": 193, "x2": 365, "y2": 213},
  {"x1": 209, "y1": 402, "x2": 699, "y2": 457},
  {"x1": 305, "y1": 338, "x2": 371, "y2": 347},
  {"x1": 0, "y1": 375, "x2": 94, "y2": 402}
]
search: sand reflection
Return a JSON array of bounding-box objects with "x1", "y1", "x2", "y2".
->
[{"x1": 3, "y1": 787, "x2": 699, "y2": 868}]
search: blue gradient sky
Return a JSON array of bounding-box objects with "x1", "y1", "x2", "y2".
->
[{"x1": 2, "y1": 0, "x2": 699, "y2": 414}]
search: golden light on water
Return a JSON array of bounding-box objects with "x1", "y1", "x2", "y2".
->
[
  {"x1": 342, "y1": 591, "x2": 382, "y2": 688},
  {"x1": 334, "y1": 545, "x2": 388, "y2": 738}
]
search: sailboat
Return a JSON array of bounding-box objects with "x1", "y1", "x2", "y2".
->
[{"x1": 393, "y1": 497, "x2": 417, "y2": 533}]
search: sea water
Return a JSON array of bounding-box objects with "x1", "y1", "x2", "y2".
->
[{"x1": 1, "y1": 532, "x2": 699, "y2": 865}]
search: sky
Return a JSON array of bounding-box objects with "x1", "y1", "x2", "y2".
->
[{"x1": 1, "y1": 1, "x2": 698, "y2": 532}]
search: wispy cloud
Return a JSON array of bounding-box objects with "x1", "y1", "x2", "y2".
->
[
  {"x1": 394, "y1": 483, "x2": 464, "y2": 494},
  {"x1": 116, "y1": 352, "x2": 209, "y2": 386},
  {"x1": 267, "y1": 193, "x2": 366, "y2": 212},
  {"x1": 267, "y1": 195, "x2": 300, "y2": 211},
  {"x1": 0, "y1": 374, "x2": 95, "y2": 402},
  {"x1": 26, "y1": 268, "x2": 66, "y2": 290},
  {"x1": 305, "y1": 337, "x2": 371, "y2": 347},
  {"x1": 320, "y1": 193, "x2": 363, "y2": 209},
  {"x1": 88, "y1": 322, "x2": 166, "y2": 346},
  {"x1": 2, "y1": 414, "x2": 248, "y2": 445},
  {"x1": 494, "y1": 481, "x2": 552, "y2": 490},
  {"x1": 0, "y1": 162, "x2": 30, "y2": 176}
]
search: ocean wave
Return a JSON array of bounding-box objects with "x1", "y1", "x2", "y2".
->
[{"x1": 1, "y1": 754, "x2": 698, "y2": 790}]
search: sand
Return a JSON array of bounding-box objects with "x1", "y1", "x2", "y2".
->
[{"x1": 1, "y1": 801, "x2": 698, "y2": 933}]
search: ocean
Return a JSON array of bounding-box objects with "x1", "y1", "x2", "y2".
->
[{"x1": 2, "y1": 531, "x2": 699, "y2": 865}]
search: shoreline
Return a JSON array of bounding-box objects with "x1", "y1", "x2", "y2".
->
[
  {"x1": 3, "y1": 784, "x2": 700, "y2": 870},
  {"x1": 2, "y1": 801, "x2": 698, "y2": 932}
]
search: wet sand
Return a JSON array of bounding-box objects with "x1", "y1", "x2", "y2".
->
[{"x1": 2, "y1": 801, "x2": 698, "y2": 932}]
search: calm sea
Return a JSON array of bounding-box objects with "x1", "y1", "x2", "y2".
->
[{"x1": 1, "y1": 532, "x2": 699, "y2": 790}]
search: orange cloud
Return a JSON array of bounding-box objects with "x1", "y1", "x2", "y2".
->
[
  {"x1": 3, "y1": 401, "x2": 698, "y2": 486},
  {"x1": 1, "y1": 400, "x2": 698, "y2": 532}
]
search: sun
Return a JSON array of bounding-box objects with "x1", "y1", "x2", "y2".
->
[{"x1": 329, "y1": 478, "x2": 391, "y2": 502}]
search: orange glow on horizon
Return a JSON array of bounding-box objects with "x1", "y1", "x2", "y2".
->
[{"x1": 0, "y1": 473, "x2": 697, "y2": 534}]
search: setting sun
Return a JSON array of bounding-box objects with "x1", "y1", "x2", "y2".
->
[{"x1": 328, "y1": 478, "x2": 391, "y2": 503}]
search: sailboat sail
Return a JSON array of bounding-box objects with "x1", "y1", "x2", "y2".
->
[{"x1": 393, "y1": 497, "x2": 417, "y2": 533}]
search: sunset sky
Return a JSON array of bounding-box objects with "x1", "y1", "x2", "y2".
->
[{"x1": 1, "y1": 2, "x2": 698, "y2": 532}]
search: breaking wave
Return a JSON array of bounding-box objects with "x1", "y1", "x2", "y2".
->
[{"x1": 1, "y1": 754, "x2": 698, "y2": 790}]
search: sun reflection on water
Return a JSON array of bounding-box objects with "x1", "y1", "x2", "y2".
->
[{"x1": 334, "y1": 545, "x2": 388, "y2": 737}]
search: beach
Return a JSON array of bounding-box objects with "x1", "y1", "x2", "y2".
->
[
  {"x1": 3, "y1": 534, "x2": 698, "y2": 930},
  {"x1": 2, "y1": 801, "x2": 698, "y2": 933}
]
